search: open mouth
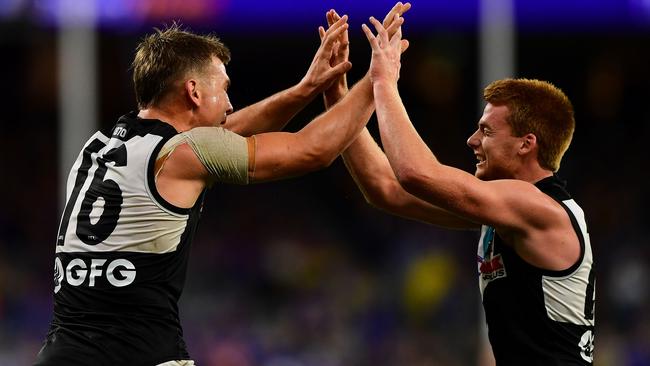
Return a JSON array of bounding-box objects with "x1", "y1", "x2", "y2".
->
[{"x1": 475, "y1": 155, "x2": 485, "y2": 167}]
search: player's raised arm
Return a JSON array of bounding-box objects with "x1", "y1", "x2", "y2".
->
[
  {"x1": 158, "y1": 16, "x2": 373, "y2": 187},
  {"x1": 222, "y1": 15, "x2": 352, "y2": 136},
  {"x1": 364, "y1": 18, "x2": 561, "y2": 234},
  {"x1": 247, "y1": 12, "x2": 411, "y2": 183},
  {"x1": 249, "y1": 65, "x2": 374, "y2": 182},
  {"x1": 343, "y1": 128, "x2": 479, "y2": 229},
  {"x1": 322, "y1": 4, "x2": 475, "y2": 229}
]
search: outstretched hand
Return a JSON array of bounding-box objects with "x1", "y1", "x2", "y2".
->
[
  {"x1": 363, "y1": 15, "x2": 406, "y2": 85},
  {"x1": 382, "y1": 1, "x2": 411, "y2": 43},
  {"x1": 300, "y1": 14, "x2": 352, "y2": 96},
  {"x1": 321, "y1": 9, "x2": 351, "y2": 102}
]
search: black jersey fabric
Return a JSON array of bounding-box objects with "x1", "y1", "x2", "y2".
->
[{"x1": 35, "y1": 113, "x2": 204, "y2": 366}]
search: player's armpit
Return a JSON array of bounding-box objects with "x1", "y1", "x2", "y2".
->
[{"x1": 154, "y1": 143, "x2": 208, "y2": 208}]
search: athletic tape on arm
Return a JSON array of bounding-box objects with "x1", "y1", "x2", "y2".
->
[{"x1": 158, "y1": 127, "x2": 249, "y2": 185}]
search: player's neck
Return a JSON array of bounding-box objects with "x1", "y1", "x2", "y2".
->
[
  {"x1": 514, "y1": 164, "x2": 553, "y2": 184},
  {"x1": 137, "y1": 106, "x2": 193, "y2": 133}
]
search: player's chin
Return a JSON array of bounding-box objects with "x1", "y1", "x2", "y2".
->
[
  {"x1": 474, "y1": 167, "x2": 489, "y2": 181},
  {"x1": 474, "y1": 165, "x2": 484, "y2": 177}
]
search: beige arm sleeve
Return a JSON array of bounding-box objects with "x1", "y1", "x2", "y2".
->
[{"x1": 158, "y1": 127, "x2": 249, "y2": 185}]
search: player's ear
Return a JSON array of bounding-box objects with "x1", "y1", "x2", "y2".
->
[
  {"x1": 184, "y1": 79, "x2": 200, "y2": 108},
  {"x1": 518, "y1": 133, "x2": 537, "y2": 155}
]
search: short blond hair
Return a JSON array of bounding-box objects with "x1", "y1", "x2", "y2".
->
[
  {"x1": 484, "y1": 78, "x2": 575, "y2": 172},
  {"x1": 132, "y1": 23, "x2": 231, "y2": 109}
]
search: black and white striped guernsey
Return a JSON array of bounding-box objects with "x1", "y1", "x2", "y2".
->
[
  {"x1": 477, "y1": 174, "x2": 595, "y2": 365},
  {"x1": 35, "y1": 112, "x2": 204, "y2": 366}
]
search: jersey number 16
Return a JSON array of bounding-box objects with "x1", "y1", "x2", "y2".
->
[{"x1": 57, "y1": 138, "x2": 127, "y2": 246}]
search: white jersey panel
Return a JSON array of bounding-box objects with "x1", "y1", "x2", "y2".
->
[
  {"x1": 57, "y1": 131, "x2": 189, "y2": 254},
  {"x1": 542, "y1": 199, "x2": 595, "y2": 326}
]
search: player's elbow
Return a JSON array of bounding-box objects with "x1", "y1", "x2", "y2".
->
[
  {"x1": 307, "y1": 139, "x2": 342, "y2": 169},
  {"x1": 297, "y1": 146, "x2": 336, "y2": 173},
  {"x1": 362, "y1": 179, "x2": 402, "y2": 212},
  {"x1": 394, "y1": 166, "x2": 427, "y2": 196}
]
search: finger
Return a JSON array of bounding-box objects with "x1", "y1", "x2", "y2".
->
[
  {"x1": 332, "y1": 10, "x2": 341, "y2": 20},
  {"x1": 324, "y1": 14, "x2": 348, "y2": 38},
  {"x1": 327, "y1": 10, "x2": 334, "y2": 27},
  {"x1": 361, "y1": 23, "x2": 379, "y2": 49},
  {"x1": 390, "y1": 26, "x2": 403, "y2": 48},
  {"x1": 400, "y1": 3, "x2": 412, "y2": 17},
  {"x1": 369, "y1": 17, "x2": 388, "y2": 46},
  {"x1": 322, "y1": 19, "x2": 349, "y2": 52},
  {"x1": 385, "y1": 15, "x2": 405, "y2": 37},
  {"x1": 332, "y1": 10, "x2": 349, "y2": 45},
  {"x1": 383, "y1": 2, "x2": 403, "y2": 27},
  {"x1": 319, "y1": 26, "x2": 326, "y2": 41},
  {"x1": 325, "y1": 21, "x2": 349, "y2": 43},
  {"x1": 329, "y1": 61, "x2": 353, "y2": 76},
  {"x1": 400, "y1": 39, "x2": 410, "y2": 53},
  {"x1": 383, "y1": 2, "x2": 412, "y2": 30}
]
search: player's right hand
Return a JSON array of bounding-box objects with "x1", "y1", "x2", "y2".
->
[
  {"x1": 362, "y1": 15, "x2": 405, "y2": 86},
  {"x1": 382, "y1": 2, "x2": 411, "y2": 53}
]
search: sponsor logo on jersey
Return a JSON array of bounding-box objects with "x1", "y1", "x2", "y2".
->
[
  {"x1": 54, "y1": 257, "x2": 136, "y2": 292},
  {"x1": 579, "y1": 329, "x2": 594, "y2": 363},
  {"x1": 54, "y1": 257, "x2": 64, "y2": 293},
  {"x1": 479, "y1": 254, "x2": 507, "y2": 283}
]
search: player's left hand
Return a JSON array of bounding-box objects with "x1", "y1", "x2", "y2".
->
[
  {"x1": 321, "y1": 9, "x2": 350, "y2": 103},
  {"x1": 300, "y1": 13, "x2": 353, "y2": 97}
]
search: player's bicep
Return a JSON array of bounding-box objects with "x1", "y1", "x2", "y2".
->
[{"x1": 459, "y1": 179, "x2": 558, "y2": 231}]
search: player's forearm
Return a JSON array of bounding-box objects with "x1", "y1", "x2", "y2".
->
[
  {"x1": 299, "y1": 75, "x2": 374, "y2": 166},
  {"x1": 373, "y1": 81, "x2": 479, "y2": 217},
  {"x1": 342, "y1": 128, "x2": 477, "y2": 229},
  {"x1": 223, "y1": 83, "x2": 317, "y2": 136},
  {"x1": 323, "y1": 78, "x2": 349, "y2": 110},
  {"x1": 342, "y1": 128, "x2": 391, "y2": 205},
  {"x1": 374, "y1": 81, "x2": 439, "y2": 183}
]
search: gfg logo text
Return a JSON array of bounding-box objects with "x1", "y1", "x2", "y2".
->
[{"x1": 54, "y1": 257, "x2": 136, "y2": 293}]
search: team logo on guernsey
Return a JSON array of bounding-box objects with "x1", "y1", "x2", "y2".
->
[
  {"x1": 478, "y1": 226, "x2": 507, "y2": 285},
  {"x1": 479, "y1": 254, "x2": 507, "y2": 282}
]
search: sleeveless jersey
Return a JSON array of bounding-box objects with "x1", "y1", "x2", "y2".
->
[
  {"x1": 35, "y1": 113, "x2": 204, "y2": 366},
  {"x1": 477, "y1": 175, "x2": 595, "y2": 365}
]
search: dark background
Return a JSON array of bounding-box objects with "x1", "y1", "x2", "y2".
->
[{"x1": 1, "y1": 1, "x2": 648, "y2": 365}]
